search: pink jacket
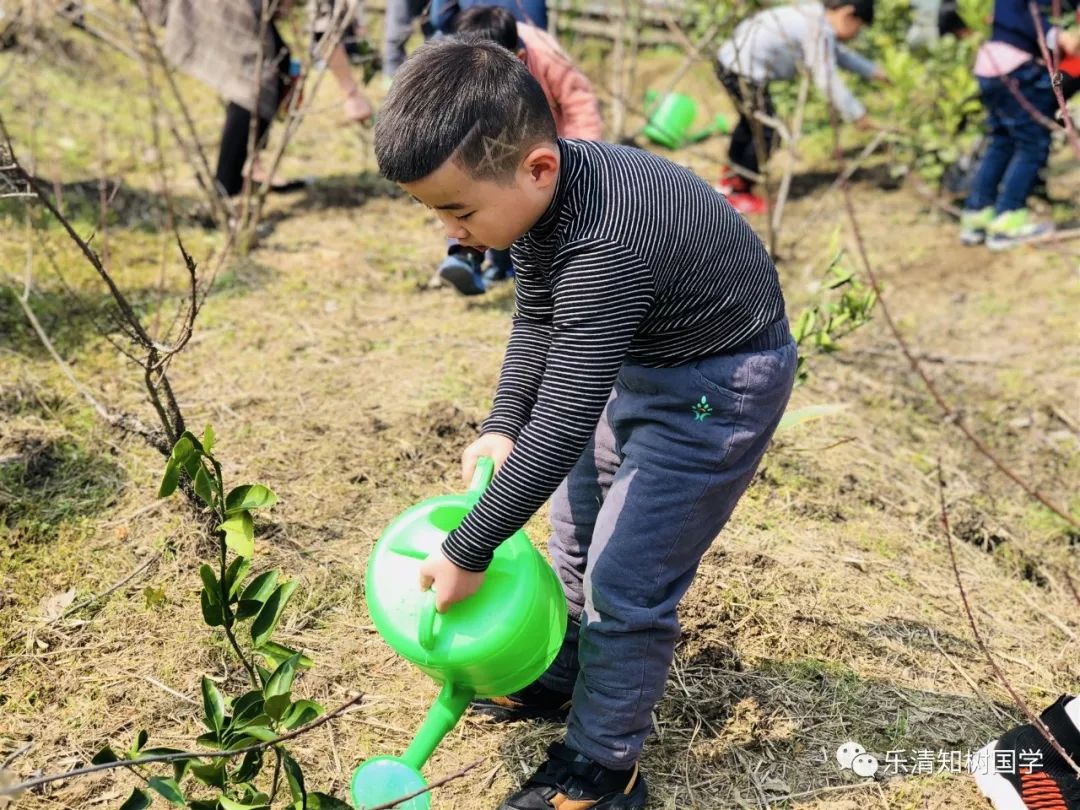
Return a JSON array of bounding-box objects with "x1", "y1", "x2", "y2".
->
[{"x1": 518, "y1": 24, "x2": 604, "y2": 140}]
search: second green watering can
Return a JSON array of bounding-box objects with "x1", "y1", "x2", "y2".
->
[
  {"x1": 642, "y1": 90, "x2": 730, "y2": 149},
  {"x1": 351, "y1": 457, "x2": 568, "y2": 809}
]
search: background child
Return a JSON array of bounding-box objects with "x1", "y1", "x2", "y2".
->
[
  {"x1": 715, "y1": 0, "x2": 887, "y2": 214},
  {"x1": 374, "y1": 37, "x2": 796, "y2": 810},
  {"x1": 960, "y1": 0, "x2": 1079, "y2": 249},
  {"x1": 437, "y1": 6, "x2": 603, "y2": 295}
]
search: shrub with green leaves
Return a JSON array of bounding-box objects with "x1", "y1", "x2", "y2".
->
[
  {"x1": 792, "y1": 229, "x2": 878, "y2": 387},
  {"x1": 87, "y1": 427, "x2": 351, "y2": 810}
]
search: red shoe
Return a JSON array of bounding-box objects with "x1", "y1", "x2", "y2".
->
[
  {"x1": 716, "y1": 166, "x2": 749, "y2": 196},
  {"x1": 725, "y1": 191, "x2": 768, "y2": 215}
]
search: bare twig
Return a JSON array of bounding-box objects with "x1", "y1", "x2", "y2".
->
[
  {"x1": 241, "y1": 3, "x2": 358, "y2": 239},
  {"x1": 0, "y1": 694, "x2": 366, "y2": 797},
  {"x1": 769, "y1": 69, "x2": 810, "y2": 253},
  {"x1": 1065, "y1": 570, "x2": 1080, "y2": 610},
  {"x1": 927, "y1": 629, "x2": 1010, "y2": 722},
  {"x1": 128, "y1": 0, "x2": 233, "y2": 227},
  {"x1": 1, "y1": 744, "x2": 32, "y2": 771},
  {"x1": 361, "y1": 757, "x2": 485, "y2": 810},
  {"x1": 937, "y1": 461, "x2": 1080, "y2": 777},
  {"x1": 1029, "y1": 1, "x2": 1080, "y2": 160},
  {"x1": 0, "y1": 553, "x2": 160, "y2": 652}
]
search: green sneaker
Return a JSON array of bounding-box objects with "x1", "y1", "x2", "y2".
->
[
  {"x1": 985, "y1": 208, "x2": 1054, "y2": 251},
  {"x1": 959, "y1": 207, "x2": 994, "y2": 246}
]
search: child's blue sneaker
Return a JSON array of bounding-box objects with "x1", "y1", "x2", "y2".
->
[{"x1": 438, "y1": 248, "x2": 486, "y2": 296}]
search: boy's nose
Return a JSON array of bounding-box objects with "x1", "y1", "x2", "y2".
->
[
  {"x1": 444, "y1": 221, "x2": 469, "y2": 240},
  {"x1": 437, "y1": 212, "x2": 468, "y2": 240}
]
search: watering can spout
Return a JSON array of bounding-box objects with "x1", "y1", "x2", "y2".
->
[{"x1": 401, "y1": 682, "x2": 475, "y2": 770}]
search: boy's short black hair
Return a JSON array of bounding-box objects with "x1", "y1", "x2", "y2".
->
[
  {"x1": 374, "y1": 37, "x2": 556, "y2": 184},
  {"x1": 824, "y1": 0, "x2": 875, "y2": 24},
  {"x1": 451, "y1": 5, "x2": 520, "y2": 51}
]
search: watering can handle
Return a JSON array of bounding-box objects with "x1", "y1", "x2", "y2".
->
[
  {"x1": 419, "y1": 589, "x2": 438, "y2": 650},
  {"x1": 468, "y1": 456, "x2": 495, "y2": 499}
]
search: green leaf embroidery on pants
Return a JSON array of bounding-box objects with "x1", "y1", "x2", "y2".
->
[{"x1": 692, "y1": 395, "x2": 713, "y2": 421}]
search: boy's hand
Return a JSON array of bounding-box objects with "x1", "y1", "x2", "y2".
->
[
  {"x1": 1061, "y1": 30, "x2": 1080, "y2": 55},
  {"x1": 871, "y1": 66, "x2": 892, "y2": 85},
  {"x1": 853, "y1": 115, "x2": 879, "y2": 131},
  {"x1": 461, "y1": 433, "x2": 515, "y2": 484},
  {"x1": 419, "y1": 548, "x2": 485, "y2": 611}
]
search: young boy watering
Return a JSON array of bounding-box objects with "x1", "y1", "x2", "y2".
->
[
  {"x1": 715, "y1": 0, "x2": 887, "y2": 214},
  {"x1": 374, "y1": 38, "x2": 796, "y2": 809}
]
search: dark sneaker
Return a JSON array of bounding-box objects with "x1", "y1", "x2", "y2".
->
[
  {"x1": 971, "y1": 695, "x2": 1080, "y2": 810},
  {"x1": 438, "y1": 248, "x2": 486, "y2": 296},
  {"x1": 497, "y1": 742, "x2": 647, "y2": 810},
  {"x1": 472, "y1": 680, "x2": 573, "y2": 723}
]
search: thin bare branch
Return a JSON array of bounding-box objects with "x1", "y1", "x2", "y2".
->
[
  {"x1": 936, "y1": 461, "x2": 1080, "y2": 777},
  {"x1": 362, "y1": 757, "x2": 485, "y2": 810}
]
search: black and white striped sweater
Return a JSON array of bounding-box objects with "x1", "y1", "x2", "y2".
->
[{"x1": 443, "y1": 138, "x2": 786, "y2": 572}]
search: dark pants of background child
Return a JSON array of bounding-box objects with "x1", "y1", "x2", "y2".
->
[
  {"x1": 716, "y1": 67, "x2": 777, "y2": 186},
  {"x1": 216, "y1": 104, "x2": 272, "y2": 197},
  {"x1": 965, "y1": 61, "x2": 1057, "y2": 214},
  {"x1": 537, "y1": 319, "x2": 796, "y2": 769},
  {"x1": 214, "y1": 23, "x2": 288, "y2": 198}
]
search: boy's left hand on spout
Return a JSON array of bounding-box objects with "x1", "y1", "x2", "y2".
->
[{"x1": 419, "y1": 548, "x2": 486, "y2": 611}]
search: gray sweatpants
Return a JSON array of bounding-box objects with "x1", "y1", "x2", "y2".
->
[{"x1": 538, "y1": 319, "x2": 797, "y2": 769}]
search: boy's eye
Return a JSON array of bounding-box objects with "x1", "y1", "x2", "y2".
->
[{"x1": 457, "y1": 212, "x2": 474, "y2": 221}]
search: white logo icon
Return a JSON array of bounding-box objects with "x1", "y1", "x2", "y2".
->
[
  {"x1": 836, "y1": 742, "x2": 879, "y2": 778},
  {"x1": 851, "y1": 752, "x2": 880, "y2": 777},
  {"x1": 835, "y1": 741, "x2": 865, "y2": 769}
]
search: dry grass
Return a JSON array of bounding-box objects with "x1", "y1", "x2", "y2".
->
[{"x1": 1, "y1": 15, "x2": 1078, "y2": 810}]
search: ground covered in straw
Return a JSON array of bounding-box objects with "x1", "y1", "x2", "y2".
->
[{"x1": 1, "y1": 15, "x2": 1078, "y2": 810}]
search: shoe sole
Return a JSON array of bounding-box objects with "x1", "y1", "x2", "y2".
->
[
  {"x1": 986, "y1": 230, "x2": 1054, "y2": 252},
  {"x1": 971, "y1": 740, "x2": 1027, "y2": 810},
  {"x1": 438, "y1": 263, "x2": 485, "y2": 296},
  {"x1": 960, "y1": 232, "x2": 985, "y2": 246}
]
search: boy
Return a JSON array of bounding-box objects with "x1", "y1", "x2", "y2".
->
[
  {"x1": 437, "y1": 6, "x2": 603, "y2": 296},
  {"x1": 715, "y1": 0, "x2": 887, "y2": 215},
  {"x1": 959, "y1": 0, "x2": 1079, "y2": 249},
  {"x1": 374, "y1": 38, "x2": 796, "y2": 809}
]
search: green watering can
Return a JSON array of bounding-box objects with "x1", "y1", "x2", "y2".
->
[
  {"x1": 351, "y1": 457, "x2": 568, "y2": 809},
  {"x1": 642, "y1": 90, "x2": 730, "y2": 149}
]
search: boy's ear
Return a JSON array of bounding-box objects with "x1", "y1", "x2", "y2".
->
[{"x1": 522, "y1": 145, "x2": 559, "y2": 187}]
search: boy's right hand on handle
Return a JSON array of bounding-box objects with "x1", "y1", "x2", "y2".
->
[{"x1": 461, "y1": 433, "x2": 515, "y2": 484}]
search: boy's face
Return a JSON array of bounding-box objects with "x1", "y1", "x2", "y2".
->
[
  {"x1": 829, "y1": 6, "x2": 865, "y2": 40},
  {"x1": 402, "y1": 145, "x2": 559, "y2": 252}
]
